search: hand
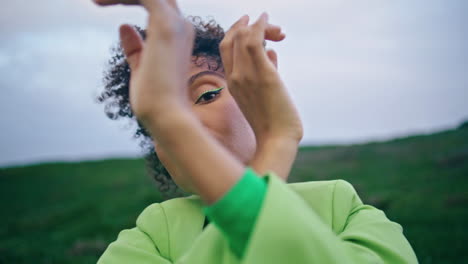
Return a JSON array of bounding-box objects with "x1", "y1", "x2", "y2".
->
[
  {"x1": 220, "y1": 13, "x2": 303, "y2": 146},
  {"x1": 94, "y1": 0, "x2": 194, "y2": 126},
  {"x1": 95, "y1": 0, "x2": 247, "y2": 205}
]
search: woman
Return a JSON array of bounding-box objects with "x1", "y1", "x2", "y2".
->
[{"x1": 93, "y1": 0, "x2": 418, "y2": 263}]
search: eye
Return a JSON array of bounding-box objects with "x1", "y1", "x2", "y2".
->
[{"x1": 195, "y1": 87, "x2": 224, "y2": 104}]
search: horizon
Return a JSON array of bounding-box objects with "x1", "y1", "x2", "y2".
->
[{"x1": 2, "y1": 120, "x2": 465, "y2": 169}]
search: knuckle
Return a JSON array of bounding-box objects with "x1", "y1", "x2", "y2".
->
[
  {"x1": 230, "y1": 72, "x2": 254, "y2": 86},
  {"x1": 229, "y1": 73, "x2": 243, "y2": 86},
  {"x1": 245, "y1": 40, "x2": 260, "y2": 53},
  {"x1": 235, "y1": 28, "x2": 250, "y2": 41}
]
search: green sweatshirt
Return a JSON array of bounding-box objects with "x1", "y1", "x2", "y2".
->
[{"x1": 97, "y1": 169, "x2": 418, "y2": 264}]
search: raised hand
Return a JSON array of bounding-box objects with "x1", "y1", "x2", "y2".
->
[
  {"x1": 94, "y1": 0, "x2": 248, "y2": 204},
  {"x1": 220, "y1": 13, "x2": 303, "y2": 145},
  {"x1": 220, "y1": 13, "x2": 304, "y2": 179},
  {"x1": 94, "y1": 0, "x2": 194, "y2": 125}
]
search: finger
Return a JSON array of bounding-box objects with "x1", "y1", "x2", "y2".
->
[
  {"x1": 232, "y1": 26, "x2": 257, "y2": 80},
  {"x1": 247, "y1": 12, "x2": 271, "y2": 66},
  {"x1": 93, "y1": 0, "x2": 139, "y2": 5},
  {"x1": 141, "y1": 0, "x2": 180, "y2": 14},
  {"x1": 94, "y1": 0, "x2": 181, "y2": 14},
  {"x1": 265, "y1": 24, "x2": 286, "y2": 41},
  {"x1": 251, "y1": 12, "x2": 269, "y2": 43},
  {"x1": 266, "y1": 49, "x2": 278, "y2": 69},
  {"x1": 227, "y1": 15, "x2": 250, "y2": 34},
  {"x1": 220, "y1": 15, "x2": 250, "y2": 76},
  {"x1": 119, "y1": 24, "x2": 144, "y2": 70},
  {"x1": 166, "y1": 0, "x2": 180, "y2": 11}
]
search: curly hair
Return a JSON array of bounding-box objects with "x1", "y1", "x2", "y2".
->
[{"x1": 96, "y1": 16, "x2": 226, "y2": 199}]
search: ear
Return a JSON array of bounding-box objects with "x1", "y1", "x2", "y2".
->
[
  {"x1": 266, "y1": 49, "x2": 278, "y2": 69},
  {"x1": 119, "y1": 24, "x2": 144, "y2": 71}
]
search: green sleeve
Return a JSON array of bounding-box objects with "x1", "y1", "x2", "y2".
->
[
  {"x1": 241, "y1": 173, "x2": 418, "y2": 264},
  {"x1": 203, "y1": 166, "x2": 266, "y2": 259}
]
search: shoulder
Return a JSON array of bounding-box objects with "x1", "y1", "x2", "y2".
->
[
  {"x1": 287, "y1": 179, "x2": 361, "y2": 209},
  {"x1": 135, "y1": 195, "x2": 205, "y2": 259},
  {"x1": 137, "y1": 195, "x2": 203, "y2": 227},
  {"x1": 97, "y1": 201, "x2": 175, "y2": 263},
  {"x1": 98, "y1": 196, "x2": 200, "y2": 264},
  {"x1": 287, "y1": 179, "x2": 360, "y2": 204},
  {"x1": 285, "y1": 178, "x2": 365, "y2": 231},
  {"x1": 136, "y1": 195, "x2": 203, "y2": 237},
  {"x1": 288, "y1": 178, "x2": 357, "y2": 194},
  {"x1": 137, "y1": 195, "x2": 202, "y2": 223}
]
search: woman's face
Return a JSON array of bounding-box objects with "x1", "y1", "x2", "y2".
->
[{"x1": 154, "y1": 57, "x2": 257, "y2": 193}]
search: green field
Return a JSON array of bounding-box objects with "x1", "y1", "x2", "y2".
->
[{"x1": 1, "y1": 123, "x2": 467, "y2": 264}]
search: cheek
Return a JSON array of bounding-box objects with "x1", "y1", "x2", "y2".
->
[{"x1": 195, "y1": 93, "x2": 257, "y2": 163}]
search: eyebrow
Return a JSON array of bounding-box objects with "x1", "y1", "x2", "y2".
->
[{"x1": 188, "y1": 70, "x2": 225, "y2": 86}]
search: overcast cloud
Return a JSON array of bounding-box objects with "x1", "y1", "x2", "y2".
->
[{"x1": 0, "y1": 0, "x2": 467, "y2": 167}]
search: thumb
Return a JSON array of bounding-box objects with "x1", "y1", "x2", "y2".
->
[
  {"x1": 266, "y1": 49, "x2": 278, "y2": 69},
  {"x1": 119, "y1": 24, "x2": 143, "y2": 71},
  {"x1": 265, "y1": 24, "x2": 286, "y2": 42}
]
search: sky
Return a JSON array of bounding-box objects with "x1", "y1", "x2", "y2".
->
[{"x1": 0, "y1": 0, "x2": 467, "y2": 167}]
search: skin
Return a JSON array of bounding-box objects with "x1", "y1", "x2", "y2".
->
[
  {"x1": 93, "y1": 0, "x2": 303, "y2": 205},
  {"x1": 154, "y1": 58, "x2": 258, "y2": 193}
]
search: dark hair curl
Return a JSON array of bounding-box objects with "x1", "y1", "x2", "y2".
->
[{"x1": 96, "y1": 16, "x2": 226, "y2": 199}]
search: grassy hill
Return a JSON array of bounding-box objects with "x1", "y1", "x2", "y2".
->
[{"x1": 1, "y1": 124, "x2": 467, "y2": 264}]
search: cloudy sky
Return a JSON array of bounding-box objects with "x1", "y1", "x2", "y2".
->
[{"x1": 0, "y1": 0, "x2": 467, "y2": 167}]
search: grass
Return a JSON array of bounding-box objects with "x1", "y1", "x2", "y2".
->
[{"x1": 1, "y1": 124, "x2": 467, "y2": 263}]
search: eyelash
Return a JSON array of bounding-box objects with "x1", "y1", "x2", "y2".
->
[{"x1": 195, "y1": 86, "x2": 224, "y2": 104}]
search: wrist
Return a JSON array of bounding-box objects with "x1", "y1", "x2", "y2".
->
[
  {"x1": 254, "y1": 127, "x2": 303, "y2": 148},
  {"x1": 249, "y1": 136, "x2": 299, "y2": 180},
  {"x1": 136, "y1": 100, "x2": 188, "y2": 129},
  {"x1": 256, "y1": 135, "x2": 300, "y2": 152},
  {"x1": 139, "y1": 103, "x2": 193, "y2": 141},
  {"x1": 141, "y1": 105, "x2": 245, "y2": 205}
]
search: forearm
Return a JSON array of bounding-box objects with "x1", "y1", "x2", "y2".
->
[
  {"x1": 144, "y1": 107, "x2": 244, "y2": 205},
  {"x1": 249, "y1": 137, "x2": 299, "y2": 180}
]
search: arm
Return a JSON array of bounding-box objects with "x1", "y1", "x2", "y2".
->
[
  {"x1": 142, "y1": 13, "x2": 299, "y2": 204},
  {"x1": 95, "y1": 0, "x2": 296, "y2": 205},
  {"x1": 203, "y1": 167, "x2": 267, "y2": 258},
  {"x1": 219, "y1": 13, "x2": 303, "y2": 181},
  {"x1": 146, "y1": 109, "x2": 244, "y2": 205},
  {"x1": 95, "y1": 0, "x2": 243, "y2": 204},
  {"x1": 202, "y1": 136, "x2": 299, "y2": 259},
  {"x1": 200, "y1": 14, "x2": 303, "y2": 259}
]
